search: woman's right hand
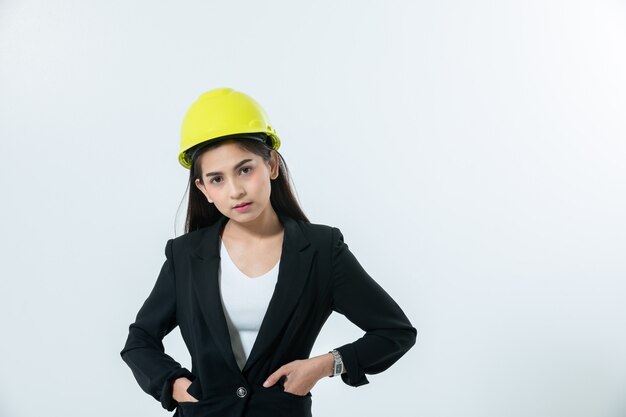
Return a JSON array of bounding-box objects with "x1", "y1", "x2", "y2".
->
[{"x1": 172, "y1": 377, "x2": 199, "y2": 403}]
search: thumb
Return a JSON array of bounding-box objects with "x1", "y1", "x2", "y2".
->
[{"x1": 263, "y1": 365, "x2": 288, "y2": 387}]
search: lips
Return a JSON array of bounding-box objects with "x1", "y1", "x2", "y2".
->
[{"x1": 233, "y1": 202, "x2": 251, "y2": 208}]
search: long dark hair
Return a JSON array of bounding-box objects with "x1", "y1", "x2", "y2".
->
[{"x1": 181, "y1": 134, "x2": 309, "y2": 234}]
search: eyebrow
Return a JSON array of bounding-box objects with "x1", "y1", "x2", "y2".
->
[{"x1": 205, "y1": 159, "x2": 253, "y2": 177}]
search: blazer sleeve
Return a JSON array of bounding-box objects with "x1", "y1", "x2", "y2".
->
[
  {"x1": 119, "y1": 238, "x2": 194, "y2": 411},
  {"x1": 330, "y1": 227, "x2": 417, "y2": 387}
]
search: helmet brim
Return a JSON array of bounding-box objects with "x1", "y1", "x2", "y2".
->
[{"x1": 184, "y1": 133, "x2": 273, "y2": 168}]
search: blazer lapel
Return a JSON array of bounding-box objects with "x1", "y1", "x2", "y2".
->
[{"x1": 189, "y1": 212, "x2": 316, "y2": 376}]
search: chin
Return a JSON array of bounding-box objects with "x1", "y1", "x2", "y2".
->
[{"x1": 230, "y1": 209, "x2": 260, "y2": 222}]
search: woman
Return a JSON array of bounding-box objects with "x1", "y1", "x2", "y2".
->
[{"x1": 120, "y1": 88, "x2": 417, "y2": 417}]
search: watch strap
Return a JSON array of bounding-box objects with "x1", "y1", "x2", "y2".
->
[{"x1": 329, "y1": 349, "x2": 343, "y2": 377}]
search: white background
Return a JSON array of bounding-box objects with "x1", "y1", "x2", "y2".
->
[{"x1": 1, "y1": 1, "x2": 625, "y2": 416}]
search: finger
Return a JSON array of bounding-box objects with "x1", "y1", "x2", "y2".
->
[{"x1": 263, "y1": 365, "x2": 288, "y2": 387}]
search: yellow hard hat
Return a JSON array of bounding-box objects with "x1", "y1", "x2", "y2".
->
[{"x1": 178, "y1": 87, "x2": 281, "y2": 169}]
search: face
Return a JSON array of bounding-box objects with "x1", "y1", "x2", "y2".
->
[{"x1": 194, "y1": 141, "x2": 279, "y2": 221}]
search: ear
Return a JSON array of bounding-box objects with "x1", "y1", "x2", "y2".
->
[
  {"x1": 269, "y1": 151, "x2": 279, "y2": 180},
  {"x1": 194, "y1": 178, "x2": 213, "y2": 204}
]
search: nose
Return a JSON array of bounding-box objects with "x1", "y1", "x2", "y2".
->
[{"x1": 227, "y1": 176, "x2": 245, "y2": 199}]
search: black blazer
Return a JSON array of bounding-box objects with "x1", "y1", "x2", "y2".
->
[{"x1": 120, "y1": 212, "x2": 417, "y2": 417}]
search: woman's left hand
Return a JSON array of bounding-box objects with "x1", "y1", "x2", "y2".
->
[{"x1": 263, "y1": 353, "x2": 333, "y2": 395}]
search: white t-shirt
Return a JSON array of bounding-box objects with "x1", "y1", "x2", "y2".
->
[{"x1": 218, "y1": 237, "x2": 280, "y2": 371}]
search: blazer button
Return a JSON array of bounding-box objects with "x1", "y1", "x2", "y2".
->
[{"x1": 236, "y1": 387, "x2": 247, "y2": 398}]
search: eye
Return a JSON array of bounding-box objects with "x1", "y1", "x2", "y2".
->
[
  {"x1": 209, "y1": 176, "x2": 222, "y2": 185},
  {"x1": 240, "y1": 166, "x2": 252, "y2": 175}
]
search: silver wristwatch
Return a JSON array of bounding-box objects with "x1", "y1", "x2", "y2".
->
[{"x1": 329, "y1": 349, "x2": 343, "y2": 377}]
